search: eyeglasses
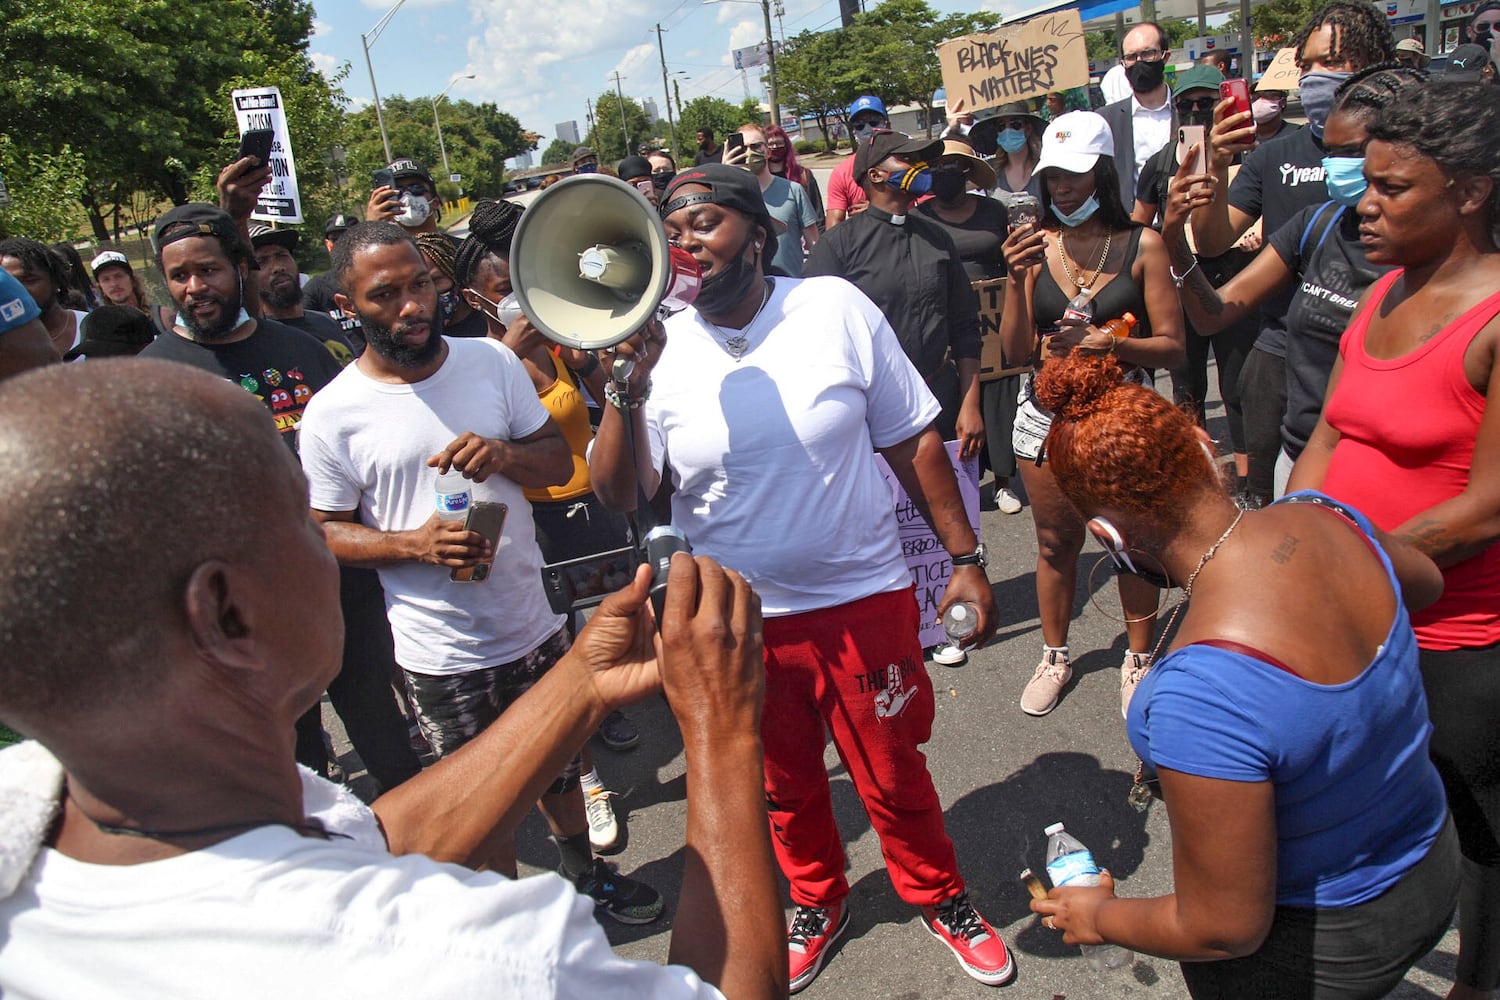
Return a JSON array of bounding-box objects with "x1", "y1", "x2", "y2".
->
[
  {"x1": 395, "y1": 183, "x2": 432, "y2": 197},
  {"x1": 744, "y1": 141, "x2": 766, "y2": 151},
  {"x1": 766, "y1": 140, "x2": 788, "y2": 149},
  {"x1": 1175, "y1": 97, "x2": 1217, "y2": 113},
  {"x1": 1122, "y1": 46, "x2": 1165, "y2": 64}
]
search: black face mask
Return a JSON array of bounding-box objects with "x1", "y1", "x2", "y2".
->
[
  {"x1": 694, "y1": 231, "x2": 762, "y2": 316},
  {"x1": 1126, "y1": 58, "x2": 1165, "y2": 94},
  {"x1": 931, "y1": 170, "x2": 967, "y2": 203},
  {"x1": 652, "y1": 172, "x2": 673, "y2": 191}
]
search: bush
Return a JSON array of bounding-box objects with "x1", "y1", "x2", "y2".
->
[{"x1": 794, "y1": 139, "x2": 820, "y2": 155}]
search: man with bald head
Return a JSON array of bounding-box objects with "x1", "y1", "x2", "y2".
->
[{"x1": 0, "y1": 358, "x2": 783, "y2": 998}]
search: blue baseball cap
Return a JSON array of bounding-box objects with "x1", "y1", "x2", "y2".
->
[
  {"x1": 0, "y1": 269, "x2": 41, "y2": 335},
  {"x1": 848, "y1": 95, "x2": 888, "y2": 120}
]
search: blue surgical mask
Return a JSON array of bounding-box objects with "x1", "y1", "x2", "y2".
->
[
  {"x1": 1297, "y1": 70, "x2": 1351, "y2": 139},
  {"x1": 1050, "y1": 194, "x2": 1100, "y2": 227},
  {"x1": 998, "y1": 128, "x2": 1029, "y2": 154},
  {"x1": 1322, "y1": 155, "x2": 1367, "y2": 206},
  {"x1": 887, "y1": 162, "x2": 933, "y2": 196},
  {"x1": 438, "y1": 289, "x2": 459, "y2": 318},
  {"x1": 575, "y1": 162, "x2": 598, "y2": 174}
]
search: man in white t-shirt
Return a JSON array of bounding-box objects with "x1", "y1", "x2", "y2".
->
[
  {"x1": 298, "y1": 222, "x2": 661, "y2": 921},
  {"x1": 0, "y1": 357, "x2": 785, "y2": 1000}
]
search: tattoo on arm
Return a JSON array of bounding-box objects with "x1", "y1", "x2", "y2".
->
[
  {"x1": 1170, "y1": 232, "x2": 1226, "y2": 318},
  {"x1": 1270, "y1": 534, "x2": 1299, "y2": 564},
  {"x1": 1400, "y1": 519, "x2": 1451, "y2": 557}
]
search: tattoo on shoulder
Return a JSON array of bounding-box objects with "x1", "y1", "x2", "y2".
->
[{"x1": 1270, "y1": 534, "x2": 1299, "y2": 564}]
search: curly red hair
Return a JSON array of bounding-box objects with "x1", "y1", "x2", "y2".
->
[{"x1": 1033, "y1": 354, "x2": 1215, "y2": 522}]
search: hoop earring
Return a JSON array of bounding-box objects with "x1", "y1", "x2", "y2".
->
[{"x1": 1085, "y1": 552, "x2": 1175, "y2": 624}]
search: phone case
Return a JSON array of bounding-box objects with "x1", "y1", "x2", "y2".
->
[
  {"x1": 238, "y1": 129, "x2": 274, "y2": 166},
  {"x1": 1219, "y1": 79, "x2": 1251, "y2": 117},
  {"x1": 451, "y1": 502, "x2": 507, "y2": 583}
]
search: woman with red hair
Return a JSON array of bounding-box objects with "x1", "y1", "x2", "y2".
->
[
  {"x1": 766, "y1": 125, "x2": 824, "y2": 231},
  {"x1": 1030, "y1": 352, "x2": 1458, "y2": 999}
]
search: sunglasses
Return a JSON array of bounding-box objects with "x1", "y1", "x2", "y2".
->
[
  {"x1": 1087, "y1": 518, "x2": 1175, "y2": 589},
  {"x1": 1176, "y1": 97, "x2": 1217, "y2": 113}
]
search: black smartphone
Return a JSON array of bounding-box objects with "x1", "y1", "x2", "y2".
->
[
  {"x1": 237, "y1": 128, "x2": 275, "y2": 168},
  {"x1": 724, "y1": 133, "x2": 746, "y2": 160},
  {"x1": 451, "y1": 501, "x2": 507, "y2": 583},
  {"x1": 370, "y1": 167, "x2": 396, "y2": 191},
  {"x1": 540, "y1": 545, "x2": 638, "y2": 613}
]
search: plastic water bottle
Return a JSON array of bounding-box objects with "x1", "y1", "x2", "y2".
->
[
  {"x1": 943, "y1": 602, "x2": 978, "y2": 644},
  {"x1": 434, "y1": 470, "x2": 471, "y2": 521},
  {"x1": 1044, "y1": 822, "x2": 1134, "y2": 973},
  {"x1": 1063, "y1": 288, "x2": 1095, "y2": 324}
]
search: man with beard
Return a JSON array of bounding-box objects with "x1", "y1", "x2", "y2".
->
[
  {"x1": 303, "y1": 214, "x2": 365, "y2": 346},
  {"x1": 249, "y1": 224, "x2": 355, "y2": 365},
  {"x1": 297, "y1": 222, "x2": 664, "y2": 923},
  {"x1": 1098, "y1": 22, "x2": 1176, "y2": 208},
  {"x1": 141, "y1": 204, "x2": 343, "y2": 447},
  {"x1": 693, "y1": 128, "x2": 722, "y2": 166}
]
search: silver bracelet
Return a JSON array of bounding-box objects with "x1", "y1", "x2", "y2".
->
[
  {"x1": 1170, "y1": 257, "x2": 1200, "y2": 288},
  {"x1": 604, "y1": 377, "x2": 651, "y2": 410}
]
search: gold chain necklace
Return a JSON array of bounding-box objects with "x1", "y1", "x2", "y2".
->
[{"x1": 1057, "y1": 229, "x2": 1112, "y2": 289}]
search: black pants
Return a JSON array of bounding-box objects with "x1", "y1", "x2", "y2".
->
[
  {"x1": 1171, "y1": 318, "x2": 1259, "y2": 454},
  {"x1": 295, "y1": 566, "x2": 423, "y2": 792},
  {"x1": 979, "y1": 373, "x2": 1022, "y2": 481},
  {"x1": 1179, "y1": 818, "x2": 1459, "y2": 999},
  {"x1": 1237, "y1": 346, "x2": 1287, "y2": 504}
]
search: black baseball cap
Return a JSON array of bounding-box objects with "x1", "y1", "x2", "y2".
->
[
  {"x1": 151, "y1": 203, "x2": 240, "y2": 256},
  {"x1": 389, "y1": 158, "x2": 435, "y2": 187},
  {"x1": 325, "y1": 213, "x2": 358, "y2": 236},
  {"x1": 853, "y1": 131, "x2": 944, "y2": 181},
  {"x1": 66, "y1": 305, "x2": 156, "y2": 360},
  {"x1": 1446, "y1": 43, "x2": 1493, "y2": 80},
  {"x1": 247, "y1": 223, "x2": 298, "y2": 253},
  {"x1": 659, "y1": 164, "x2": 787, "y2": 234},
  {"x1": 617, "y1": 155, "x2": 652, "y2": 182}
]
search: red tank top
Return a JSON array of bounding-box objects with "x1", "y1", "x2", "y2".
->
[{"x1": 1322, "y1": 269, "x2": 1500, "y2": 651}]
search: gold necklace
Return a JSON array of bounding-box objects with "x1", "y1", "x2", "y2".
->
[{"x1": 1057, "y1": 229, "x2": 1112, "y2": 289}]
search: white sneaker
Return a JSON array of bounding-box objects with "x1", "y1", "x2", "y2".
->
[
  {"x1": 585, "y1": 787, "x2": 621, "y2": 853},
  {"x1": 931, "y1": 643, "x2": 967, "y2": 666},
  {"x1": 1020, "y1": 648, "x2": 1073, "y2": 716},
  {"x1": 1121, "y1": 651, "x2": 1152, "y2": 720},
  {"x1": 996, "y1": 487, "x2": 1023, "y2": 515}
]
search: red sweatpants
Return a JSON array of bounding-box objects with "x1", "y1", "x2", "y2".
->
[{"x1": 761, "y1": 585, "x2": 964, "y2": 909}]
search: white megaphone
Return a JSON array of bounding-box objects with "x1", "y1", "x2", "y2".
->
[{"x1": 509, "y1": 174, "x2": 702, "y2": 352}]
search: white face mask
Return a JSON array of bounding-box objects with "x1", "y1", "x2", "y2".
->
[{"x1": 395, "y1": 192, "x2": 432, "y2": 227}]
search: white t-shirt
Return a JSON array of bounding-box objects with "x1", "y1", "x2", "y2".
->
[
  {"x1": 0, "y1": 745, "x2": 720, "y2": 1000},
  {"x1": 299, "y1": 337, "x2": 565, "y2": 674},
  {"x1": 647, "y1": 275, "x2": 939, "y2": 615},
  {"x1": 1131, "y1": 91, "x2": 1174, "y2": 186}
]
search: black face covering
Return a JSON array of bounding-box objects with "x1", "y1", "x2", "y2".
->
[
  {"x1": 693, "y1": 232, "x2": 762, "y2": 317},
  {"x1": 931, "y1": 170, "x2": 967, "y2": 203},
  {"x1": 1126, "y1": 58, "x2": 1165, "y2": 94}
]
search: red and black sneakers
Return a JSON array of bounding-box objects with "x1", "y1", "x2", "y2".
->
[
  {"x1": 922, "y1": 891, "x2": 1016, "y2": 986},
  {"x1": 787, "y1": 902, "x2": 850, "y2": 993}
]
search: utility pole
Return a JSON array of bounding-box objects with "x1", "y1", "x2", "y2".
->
[
  {"x1": 586, "y1": 98, "x2": 596, "y2": 143},
  {"x1": 611, "y1": 72, "x2": 632, "y2": 153},
  {"x1": 761, "y1": 0, "x2": 780, "y2": 123},
  {"x1": 655, "y1": 24, "x2": 680, "y2": 157}
]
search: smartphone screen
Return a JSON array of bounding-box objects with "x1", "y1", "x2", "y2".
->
[
  {"x1": 724, "y1": 133, "x2": 746, "y2": 159},
  {"x1": 1219, "y1": 79, "x2": 1251, "y2": 118},
  {"x1": 541, "y1": 545, "x2": 639, "y2": 613},
  {"x1": 451, "y1": 501, "x2": 507, "y2": 583},
  {"x1": 1177, "y1": 125, "x2": 1207, "y2": 175},
  {"x1": 237, "y1": 128, "x2": 274, "y2": 168}
]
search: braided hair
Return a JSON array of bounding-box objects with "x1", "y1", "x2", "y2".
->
[
  {"x1": 453, "y1": 199, "x2": 522, "y2": 288},
  {"x1": 1292, "y1": 2, "x2": 1395, "y2": 71},
  {"x1": 415, "y1": 232, "x2": 458, "y2": 283},
  {"x1": 1332, "y1": 64, "x2": 1427, "y2": 122},
  {"x1": 0, "y1": 238, "x2": 68, "y2": 308}
]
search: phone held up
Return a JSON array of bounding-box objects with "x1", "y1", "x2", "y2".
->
[
  {"x1": 371, "y1": 167, "x2": 396, "y2": 192},
  {"x1": 1177, "y1": 124, "x2": 1207, "y2": 177},
  {"x1": 1219, "y1": 78, "x2": 1252, "y2": 120},
  {"x1": 451, "y1": 502, "x2": 507, "y2": 583},
  {"x1": 723, "y1": 132, "x2": 746, "y2": 160},
  {"x1": 237, "y1": 128, "x2": 275, "y2": 169}
]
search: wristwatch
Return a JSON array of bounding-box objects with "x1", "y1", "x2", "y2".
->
[{"x1": 951, "y1": 542, "x2": 988, "y2": 570}]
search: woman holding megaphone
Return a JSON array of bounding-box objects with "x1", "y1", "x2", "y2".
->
[{"x1": 589, "y1": 163, "x2": 1016, "y2": 993}]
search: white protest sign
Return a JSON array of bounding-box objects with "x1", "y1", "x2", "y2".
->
[
  {"x1": 937, "y1": 11, "x2": 1090, "y2": 114},
  {"x1": 1256, "y1": 47, "x2": 1301, "y2": 92},
  {"x1": 232, "y1": 86, "x2": 303, "y2": 224},
  {"x1": 875, "y1": 442, "x2": 982, "y2": 649}
]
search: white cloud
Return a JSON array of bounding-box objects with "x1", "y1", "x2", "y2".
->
[
  {"x1": 310, "y1": 51, "x2": 341, "y2": 78},
  {"x1": 311, "y1": 18, "x2": 332, "y2": 37},
  {"x1": 612, "y1": 43, "x2": 657, "y2": 81},
  {"x1": 347, "y1": 95, "x2": 371, "y2": 111},
  {"x1": 978, "y1": 0, "x2": 1036, "y2": 20},
  {"x1": 727, "y1": 19, "x2": 764, "y2": 52}
]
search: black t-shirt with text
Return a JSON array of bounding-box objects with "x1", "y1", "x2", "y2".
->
[
  {"x1": 1227, "y1": 126, "x2": 1329, "y2": 358},
  {"x1": 1268, "y1": 202, "x2": 1392, "y2": 457},
  {"x1": 141, "y1": 318, "x2": 346, "y2": 451},
  {"x1": 301, "y1": 270, "x2": 364, "y2": 348},
  {"x1": 280, "y1": 310, "x2": 358, "y2": 365}
]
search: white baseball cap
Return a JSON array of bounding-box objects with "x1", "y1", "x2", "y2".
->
[
  {"x1": 1032, "y1": 111, "x2": 1115, "y2": 178},
  {"x1": 90, "y1": 250, "x2": 131, "y2": 274}
]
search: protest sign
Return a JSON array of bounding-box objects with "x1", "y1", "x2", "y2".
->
[
  {"x1": 875, "y1": 442, "x2": 981, "y2": 648},
  {"x1": 938, "y1": 11, "x2": 1090, "y2": 113},
  {"x1": 973, "y1": 277, "x2": 1028, "y2": 381},
  {"x1": 1256, "y1": 47, "x2": 1300, "y2": 91},
  {"x1": 232, "y1": 86, "x2": 303, "y2": 224}
]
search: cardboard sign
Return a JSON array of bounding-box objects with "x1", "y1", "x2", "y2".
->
[
  {"x1": 974, "y1": 276, "x2": 1029, "y2": 382},
  {"x1": 875, "y1": 442, "x2": 982, "y2": 648},
  {"x1": 938, "y1": 11, "x2": 1090, "y2": 114},
  {"x1": 232, "y1": 86, "x2": 303, "y2": 224},
  {"x1": 1256, "y1": 47, "x2": 1300, "y2": 92}
]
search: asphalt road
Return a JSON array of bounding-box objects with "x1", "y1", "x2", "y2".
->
[{"x1": 328, "y1": 267, "x2": 1463, "y2": 1000}]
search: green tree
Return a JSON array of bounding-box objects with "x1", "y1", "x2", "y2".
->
[
  {"x1": 852, "y1": 0, "x2": 1000, "y2": 135},
  {"x1": 541, "y1": 138, "x2": 577, "y2": 168},
  {"x1": 1219, "y1": 0, "x2": 1320, "y2": 48},
  {"x1": 585, "y1": 93, "x2": 652, "y2": 163},
  {"x1": 0, "y1": 139, "x2": 91, "y2": 242},
  {"x1": 735, "y1": 98, "x2": 764, "y2": 127},
  {"x1": 777, "y1": 28, "x2": 861, "y2": 150},
  {"x1": 677, "y1": 97, "x2": 743, "y2": 156}
]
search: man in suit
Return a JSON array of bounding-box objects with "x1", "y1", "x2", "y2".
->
[{"x1": 1097, "y1": 22, "x2": 1174, "y2": 208}]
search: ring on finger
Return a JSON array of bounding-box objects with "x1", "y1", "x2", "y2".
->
[{"x1": 1044, "y1": 917, "x2": 1057, "y2": 930}]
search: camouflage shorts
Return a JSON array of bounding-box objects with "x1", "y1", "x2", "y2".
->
[{"x1": 401, "y1": 629, "x2": 580, "y2": 793}]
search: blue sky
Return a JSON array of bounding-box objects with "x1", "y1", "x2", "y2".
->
[{"x1": 306, "y1": 0, "x2": 1033, "y2": 156}]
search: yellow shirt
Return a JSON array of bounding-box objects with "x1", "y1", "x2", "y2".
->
[{"x1": 524, "y1": 348, "x2": 594, "y2": 503}]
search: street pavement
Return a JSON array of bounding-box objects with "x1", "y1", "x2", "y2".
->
[{"x1": 328, "y1": 275, "x2": 1463, "y2": 999}]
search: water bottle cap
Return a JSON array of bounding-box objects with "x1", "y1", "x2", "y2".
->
[
  {"x1": 1044, "y1": 822, "x2": 1065, "y2": 836},
  {"x1": 950, "y1": 605, "x2": 970, "y2": 621}
]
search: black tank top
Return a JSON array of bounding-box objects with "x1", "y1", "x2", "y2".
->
[{"x1": 1034, "y1": 226, "x2": 1152, "y2": 341}]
